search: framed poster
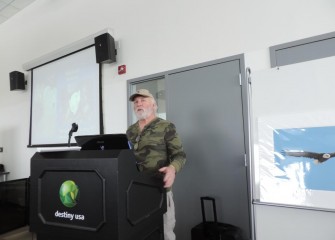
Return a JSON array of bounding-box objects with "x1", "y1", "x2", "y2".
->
[{"x1": 251, "y1": 56, "x2": 335, "y2": 210}]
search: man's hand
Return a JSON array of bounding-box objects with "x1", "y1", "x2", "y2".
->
[{"x1": 159, "y1": 165, "x2": 176, "y2": 188}]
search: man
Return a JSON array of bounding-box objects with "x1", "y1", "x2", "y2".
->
[{"x1": 126, "y1": 89, "x2": 186, "y2": 240}]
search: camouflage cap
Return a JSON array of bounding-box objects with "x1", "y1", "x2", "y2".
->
[{"x1": 129, "y1": 89, "x2": 154, "y2": 101}]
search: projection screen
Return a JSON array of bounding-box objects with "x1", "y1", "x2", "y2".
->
[{"x1": 29, "y1": 46, "x2": 102, "y2": 147}]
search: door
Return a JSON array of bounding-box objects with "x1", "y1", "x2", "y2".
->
[{"x1": 166, "y1": 57, "x2": 250, "y2": 239}]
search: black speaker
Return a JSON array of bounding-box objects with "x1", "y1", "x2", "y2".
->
[
  {"x1": 10, "y1": 71, "x2": 26, "y2": 91},
  {"x1": 94, "y1": 33, "x2": 116, "y2": 64}
]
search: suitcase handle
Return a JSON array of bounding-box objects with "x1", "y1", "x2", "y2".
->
[{"x1": 200, "y1": 196, "x2": 218, "y2": 224}]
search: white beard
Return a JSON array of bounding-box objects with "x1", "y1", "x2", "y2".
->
[{"x1": 135, "y1": 107, "x2": 154, "y2": 120}]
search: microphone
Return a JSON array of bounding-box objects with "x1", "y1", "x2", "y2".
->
[{"x1": 68, "y1": 123, "x2": 78, "y2": 147}]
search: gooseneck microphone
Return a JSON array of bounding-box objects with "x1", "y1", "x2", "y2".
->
[{"x1": 68, "y1": 123, "x2": 78, "y2": 147}]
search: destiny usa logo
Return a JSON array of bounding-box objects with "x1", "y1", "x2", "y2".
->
[
  {"x1": 59, "y1": 180, "x2": 79, "y2": 207},
  {"x1": 56, "y1": 180, "x2": 85, "y2": 221}
]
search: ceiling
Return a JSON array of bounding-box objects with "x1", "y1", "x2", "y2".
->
[{"x1": 0, "y1": 0, "x2": 37, "y2": 25}]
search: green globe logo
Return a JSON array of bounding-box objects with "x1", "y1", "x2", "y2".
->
[{"x1": 59, "y1": 180, "x2": 79, "y2": 208}]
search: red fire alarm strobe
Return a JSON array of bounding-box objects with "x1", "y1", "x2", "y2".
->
[{"x1": 118, "y1": 65, "x2": 126, "y2": 75}]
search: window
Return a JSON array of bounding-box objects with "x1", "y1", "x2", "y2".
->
[{"x1": 128, "y1": 78, "x2": 165, "y2": 124}]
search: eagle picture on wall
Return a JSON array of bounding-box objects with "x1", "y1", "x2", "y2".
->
[{"x1": 281, "y1": 150, "x2": 335, "y2": 164}]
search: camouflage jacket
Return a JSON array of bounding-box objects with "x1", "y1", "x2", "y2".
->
[{"x1": 126, "y1": 117, "x2": 186, "y2": 173}]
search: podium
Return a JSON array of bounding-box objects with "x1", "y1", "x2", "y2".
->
[{"x1": 29, "y1": 150, "x2": 166, "y2": 240}]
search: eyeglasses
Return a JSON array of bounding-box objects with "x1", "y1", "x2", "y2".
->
[{"x1": 134, "y1": 135, "x2": 141, "y2": 150}]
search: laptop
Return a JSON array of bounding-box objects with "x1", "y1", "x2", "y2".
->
[{"x1": 75, "y1": 134, "x2": 130, "y2": 151}]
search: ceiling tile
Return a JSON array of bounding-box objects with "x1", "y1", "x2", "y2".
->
[
  {"x1": 11, "y1": 0, "x2": 35, "y2": 9},
  {"x1": 0, "y1": 0, "x2": 37, "y2": 26},
  {"x1": 0, "y1": 5, "x2": 19, "y2": 18},
  {"x1": 0, "y1": 0, "x2": 13, "y2": 5},
  {"x1": 0, "y1": 2, "x2": 8, "y2": 10}
]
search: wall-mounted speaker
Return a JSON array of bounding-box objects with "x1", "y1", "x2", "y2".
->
[
  {"x1": 10, "y1": 71, "x2": 26, "y2": 91},
  {"x1": 94, "y1": 33, "x2": 116, "y2": 64}
]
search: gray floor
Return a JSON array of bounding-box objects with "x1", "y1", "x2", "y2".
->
[{"x1": 0, "y1": 227, "x2": 35, "y2": 240}]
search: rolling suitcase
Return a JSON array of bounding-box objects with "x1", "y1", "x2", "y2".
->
[{"x1": 191, "y1": 196, "x2": 244, "y2": 240}]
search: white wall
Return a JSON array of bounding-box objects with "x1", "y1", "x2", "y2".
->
[
  {"x1": 0, "y1": 0, "x2": 335, "y2": 239},
  {"x1": 254, "y1": 204, "x2": 335, "y2": 240}
]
